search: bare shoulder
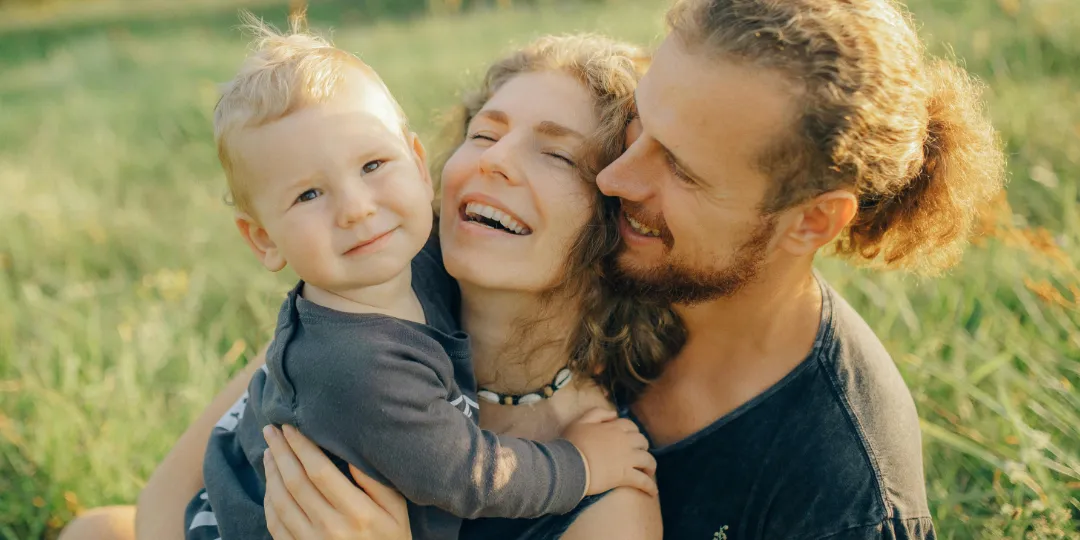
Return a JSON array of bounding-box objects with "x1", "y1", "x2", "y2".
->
[{"x1": 560, "y1": 488, "x2": 662, "y2": 540}]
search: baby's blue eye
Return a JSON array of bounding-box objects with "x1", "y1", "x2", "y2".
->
[
  {"x1": 296, "y1": 189, "x2": 320, "y2": 203},
  {"x1": 362, "y1": 160, "x2": 384, "y2": 174}
]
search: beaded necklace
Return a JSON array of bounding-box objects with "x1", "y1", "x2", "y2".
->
[{"x1": 476, "y1": 367, "x2": 574, "y2": 406}]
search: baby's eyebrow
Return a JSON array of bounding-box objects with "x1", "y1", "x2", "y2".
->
[{"x1": 281, "y1": 173, "x2": 318, "y2": 195}]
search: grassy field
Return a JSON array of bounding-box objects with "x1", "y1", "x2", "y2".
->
[{"x1": 1, "y1": 0, "x2": 1078, "y2": 538}]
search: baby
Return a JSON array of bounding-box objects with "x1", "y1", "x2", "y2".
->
[{"x1": 183, "y1": 15, "x2": 653, "y2": 540}]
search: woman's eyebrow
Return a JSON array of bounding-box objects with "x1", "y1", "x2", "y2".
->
[
  {"x1": 535, "y1": 120, "x2": 583, "y2": 140},
  {"x1": 474, "y1": 109, "x2": 509, "y2": 125}
]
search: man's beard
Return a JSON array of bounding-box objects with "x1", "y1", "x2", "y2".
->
[{"x1": 609, "y1": 214, "x2": 776, "y2": 306}]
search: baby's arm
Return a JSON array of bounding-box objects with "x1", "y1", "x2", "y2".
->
[{"x1": 275, "y1": 321, "x2": 583, "y2": 519}]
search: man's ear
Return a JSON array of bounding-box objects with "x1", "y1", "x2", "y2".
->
[
  {"x1": 775, "y1": 190, "x2": 858, "y2": 256},
  {"x1": 235, "y1": 212, "x2": 286, "y2": 272},
  {"x1": 408, "y1": 131, "x2": 435, "y2": 197}
]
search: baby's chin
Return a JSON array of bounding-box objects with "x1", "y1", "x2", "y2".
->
[{"x1": 308, "y1": 266, "x2": 414, "y2": 294}]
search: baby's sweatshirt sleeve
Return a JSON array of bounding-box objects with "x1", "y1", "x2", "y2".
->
[{"x1": 277, "y1": 319, "x2": 587, "y2": 519}]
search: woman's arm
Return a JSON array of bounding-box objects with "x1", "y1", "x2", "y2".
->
[
  {"x1": 133, "y1": 350, "x2": 266, "y2": 540},
  {"x1": 560, "y1": 488, "x2": 662, "y2": 540},
  {"x1": 263, "y1": 424, "x2": 412, "y2": 540}
]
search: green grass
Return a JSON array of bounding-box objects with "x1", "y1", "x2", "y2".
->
[{"x1": 1, "y1": 0, "x2": 1078, "y2": 538}]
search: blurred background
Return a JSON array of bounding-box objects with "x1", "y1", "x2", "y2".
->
[{"x1": 0, "y1": 0, "x2": 1077, "y2": 538}]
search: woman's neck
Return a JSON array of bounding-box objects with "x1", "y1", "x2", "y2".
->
[{"x1": 460, "y1": 282, "x2": 577, "y2": 394}]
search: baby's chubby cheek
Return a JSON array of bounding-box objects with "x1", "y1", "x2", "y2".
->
[{"x1": 272, "y1": 223, "x2": 332, "y2": 273}]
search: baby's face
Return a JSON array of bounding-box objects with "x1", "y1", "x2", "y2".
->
[{"x1": 232, "y1": 68, "x2": 433, "y2": 292}]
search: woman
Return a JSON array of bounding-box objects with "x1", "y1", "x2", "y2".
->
[{"x1": 62, "y1": 33, "x2": 680, "y2": 540}]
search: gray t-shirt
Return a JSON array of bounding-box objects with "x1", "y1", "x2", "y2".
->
[{"x1": 186, "y1": 240, "x2": 587, "y2": 540}]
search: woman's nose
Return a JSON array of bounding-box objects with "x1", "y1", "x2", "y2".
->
[{"x1": 478, "y1": 137, "x2": 523, "y2": 186}]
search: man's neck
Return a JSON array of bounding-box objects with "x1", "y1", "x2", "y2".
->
[
  {"x1": 634, "y1": 258, "x2": 824, "y2": 446},
  {"x1": 677, "y1": 260, "x2": 821, "y2": 364},
  {"x1": 301, "y1": 269, "x2": 424, "y2": 324},
  {"x1": 460, "y1": 282, "x2": 576, "y2": 394}
]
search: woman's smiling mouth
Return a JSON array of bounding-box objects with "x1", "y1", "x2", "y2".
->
[{"x1": 460, "y1": 201, "x2": 532, "y2": 235}]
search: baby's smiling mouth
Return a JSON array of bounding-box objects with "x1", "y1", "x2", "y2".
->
[{"x1": 461, "y1": 202, "x2": 532, "y2": 235}]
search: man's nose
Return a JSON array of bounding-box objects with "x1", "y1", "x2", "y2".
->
[{"x1": 596, "y1": 135, "x2": 656, "y2": 202}]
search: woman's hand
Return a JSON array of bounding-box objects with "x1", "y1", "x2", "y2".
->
[{"x1": 262, "y1": 424, "x2": 412, "y2": 540}]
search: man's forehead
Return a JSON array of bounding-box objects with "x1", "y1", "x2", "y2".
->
[{"x1": 638, "y1": 36, "x2": 801, "y2": 165}]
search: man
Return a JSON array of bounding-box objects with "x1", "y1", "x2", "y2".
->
[{"x1": 597, "y1": 0, "x2": 1004, "y2": 538}]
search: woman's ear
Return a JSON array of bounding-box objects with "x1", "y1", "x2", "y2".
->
[{"x1": 235, "y1": 212, "x2": 286, "y2": 272}]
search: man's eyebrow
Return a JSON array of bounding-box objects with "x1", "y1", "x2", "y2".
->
[
  {"x1": 535, "y1": 120, "x2": 583, "y2": 140},
  {"x1": 473, "y1": 109, "x2": 509, "y2": 125}
]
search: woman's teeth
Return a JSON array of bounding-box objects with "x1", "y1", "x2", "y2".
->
[
  {"x1": 626, "y1": 214, "x2": 661, "y2": 237},
  {"x1": 464, "y1": 202, "x2": 531, "y2": 235}
]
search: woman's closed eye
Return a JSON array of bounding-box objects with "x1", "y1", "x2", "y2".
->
[
  {"x1": 468, "y1": 132, "x2": 497, "y2": 143},
  {"x1": 544, "y1": 151, "x2": 576, "y2": 168}
]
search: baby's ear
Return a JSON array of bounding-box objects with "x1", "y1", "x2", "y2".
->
[
  {"x1": 235, "y1": 212, "x2": 286, "y2": 272},
  {"x1": 408, "y1": 131, "x2": 429, "y2": 166},
  {"x1": 408, "y1": 131, "x2": 435, "y2": 193}
]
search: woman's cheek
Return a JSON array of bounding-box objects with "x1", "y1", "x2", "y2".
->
[
  {"x1": 533, "y1": 172, "x2": 595, "y2": 288},
  {"x1": 548, "y1": 174, "x2": 594, "y2": 240},
  {"x1": 439, "y1": 146, "x2": 475, "y2": 194}
]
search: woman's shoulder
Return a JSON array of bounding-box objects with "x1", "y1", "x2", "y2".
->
[
  {"x1": 560, "y1": 488, "x2": 661, "y2": 540},
  {"x1": 459, "y1": 489, "x2": 660, "y2": 540},
  {"x1": 458, "y1": 493, "x2": 608, "y2": 540}
]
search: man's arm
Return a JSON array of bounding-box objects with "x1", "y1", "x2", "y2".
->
[{"x1": 134, "y1": 352, "x2": 265, "y2": 540}]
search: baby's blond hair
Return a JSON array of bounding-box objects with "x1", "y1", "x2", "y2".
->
[{"x1": 215, "y1": 11, "x2": 407, "y2": 215}]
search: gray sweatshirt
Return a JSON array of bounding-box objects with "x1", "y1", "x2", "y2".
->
[{"x1": 186, "y1": 241, "x2": 587, "y2": 540}]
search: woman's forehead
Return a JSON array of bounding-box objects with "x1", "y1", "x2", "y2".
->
[{"x1": 482, "y1": 71, "x2": 598, "y2": 133}]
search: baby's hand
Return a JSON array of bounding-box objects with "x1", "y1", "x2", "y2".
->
[{"x1": 561, "y1": 408, "x2": 658, "y2": 497}]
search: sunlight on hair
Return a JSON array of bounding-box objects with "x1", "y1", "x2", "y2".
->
[{"x1": 668, "y1": 0, "x2": 1006, "y2": 275}]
